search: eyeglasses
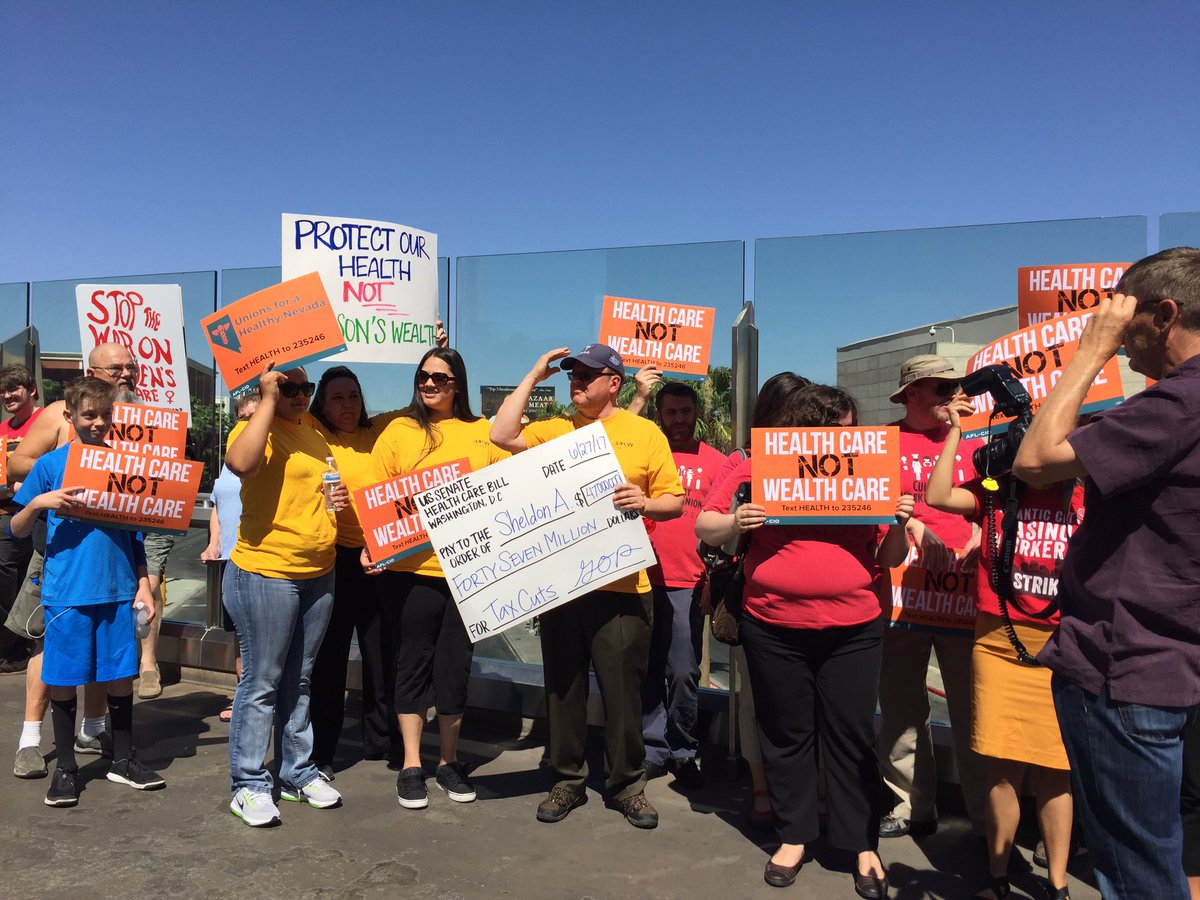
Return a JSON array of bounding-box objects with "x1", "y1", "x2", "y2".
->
[
  {"x1": 417, "y1": 370, "x2": 456, "y2": 387},
  {"x1": 95, "y1": 363, "x2": 139, "y2": 377},
  {"x1": 568, "y1": 368, "x2": 615, "y2": 385},
  {"x1": 278, "y1": 382, "x2": 315, "y2": 399}
]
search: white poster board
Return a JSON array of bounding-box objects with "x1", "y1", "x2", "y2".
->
[
  {"x1": 75, "y1": 284, "x2": 191, "y2": 423},
  {"x1": 415, "y1": 422, "x2": 657, "y2": 642},
  {"x1": 281, "y1": 212, "x2": 439, "y2": 364}
]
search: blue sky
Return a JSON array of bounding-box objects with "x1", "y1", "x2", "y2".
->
[{"x1": 2, "y1": 2, "x2": 1198, "y2": 393}]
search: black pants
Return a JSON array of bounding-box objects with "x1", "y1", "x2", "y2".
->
[
  {"x1": 0, "y1": 515, "x2": 33, "y2": 661},
  {"x1": 310, "y1": 545, "x2": 400, "y2": 766},
  {"x1": 741, "y1": 612, "x2": 885, "y2": 851},
  {"x1": 539, "y1": 589, "x2": 652, "y2": 803},
  {"x1": 1183, "y1": 710, "x2": 1200, "y2": 877},
  {"x1": 384, "y1": 572, "x2": 473, "y2": 716}
]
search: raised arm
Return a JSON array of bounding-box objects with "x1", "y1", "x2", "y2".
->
[
  {"x1": 626, "y1": 365, "x2": 661, "y2": 417},
  {"x1": 926, "y1": 395, "x2": 978, "y2": 516},
  {"x1": 1014, "y1": 295, "x2": 1135, "y2": 486},
  {"x1": 490, "y1": 348, "x2": 569, "y2": 453},
  {"x1": 224, "y1": 365, "x2": 285, "y2": 478}
]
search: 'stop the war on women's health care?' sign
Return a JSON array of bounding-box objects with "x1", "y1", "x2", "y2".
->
[
  {"x1": 282, "y1": 213, "x2": 440, "y2": 364},
  {"x1": 75, "y1": 284, "x2": 191, "y2": 423},
  {"x1": 201, "y1": 272, "x2": 347, "y2": 396},
  {"x1": 414, "y1": 423, "x2": 657, "y2": 642},
  {"x1": 599, "y1": 295, "x2": 715, "y2": 379}
]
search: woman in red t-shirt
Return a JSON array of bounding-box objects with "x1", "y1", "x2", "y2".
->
[
  {"x1": 697, "y1": 383, "x2": 913, "y2": 896},
  {"x1": 926, "y1": 394, "x2": 1078, "y2": 900}
]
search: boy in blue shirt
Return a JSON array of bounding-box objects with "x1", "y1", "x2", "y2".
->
[{"x1": 11, "y1": 377, "x2": 166, "y2": 806}]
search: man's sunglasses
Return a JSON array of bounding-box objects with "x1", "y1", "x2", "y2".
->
[
  {"x1": 568, "y1": 368, "x2": 617, "y2": 385},
  {"x1": 278, "y1": 382, "x2": 316, "y2": 399},
  {"x1": 929, "y1": 380, "x2": 959, "y2": 398},
  {"x1": 417, "y1": 370, "x2": 456, "y2": 387}
]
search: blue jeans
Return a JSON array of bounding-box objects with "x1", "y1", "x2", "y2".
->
[
  {"x1": 224, "y1": 562, "x2": 334, "y2": 795},
  {"x1": 1052, "y1": 674, "x2": 1194, "y2": 899},
  {"x1": 641, "y1": 584, "x2": 703, "y2": 766}
]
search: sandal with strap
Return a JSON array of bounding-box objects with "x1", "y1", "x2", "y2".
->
[
  {"x1": 974, "y1": 874, "x2": 1011, "y2": 899},
  {"x1": 1042, "y1": 882, "x2": 1069, "y2": 900}
]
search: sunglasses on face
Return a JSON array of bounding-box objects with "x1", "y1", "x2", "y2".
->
[
  {"x1": 568, "y1": 368, "x2": 615, "y2": 385},
  {"x1": 927, "y1": 380, "x2": 959, "y2": 399},
  {"x1": 417, "y1": 370, "x2": 456, "y2": 387},
  {"x1": 278, "y1": 382, "x2": 315, "y2": 399}
]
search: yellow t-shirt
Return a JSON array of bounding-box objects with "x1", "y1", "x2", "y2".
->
[
  {"x1": 228, "y1": 418, "x2": 337, "y2": 579},
  {"x1": 309, "y1": 418, "x2": 380, "y2": 548},
  {"x1": 371, "y1": 416, "x2": 509, "y2": 577},
  {"x1": 522, "y1": 409, "x2": 683, "y2": 594}
]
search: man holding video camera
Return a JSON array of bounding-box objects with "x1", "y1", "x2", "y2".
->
[{"x1": 1015, "y1": 247, "x2": 1200, "y2": 899}]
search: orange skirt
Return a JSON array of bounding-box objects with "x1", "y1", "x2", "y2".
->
[{"x1": 971, "y1": 612, "x2": 1069, "y2": 770}]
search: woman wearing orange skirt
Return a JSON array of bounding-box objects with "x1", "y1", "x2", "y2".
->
[{"x1": 927, "y1": 394, "x2": 1082, "y2": 900}]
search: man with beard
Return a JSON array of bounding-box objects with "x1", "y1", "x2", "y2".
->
[
  {"x1": 875, "y1": 355, "x2": 988, "y2": 840},
  {"x1": 637, "y1": 380, "x2": 724, "y2": 787}
]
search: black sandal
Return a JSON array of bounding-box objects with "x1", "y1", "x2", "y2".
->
[
  {"x1": 973, "y1": 874, "x2": 1010, "y2": 899},
  {"x1": 1042, "y1": 882, "x2": 1069, "y2": 900}
]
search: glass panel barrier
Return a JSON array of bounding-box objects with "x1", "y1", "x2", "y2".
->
[
  {"x1": 455, "y1": 241, "x2": 744, "y2": 685},
  {"x1": 29, "y1": 271, "x2": 219, "y2": 625},
  {"x1": 1160, "y1": 212, "x2": 1200, "y2": 250},
  {"x1": 755, "y1": 217, "x2": 1149, "y2": 390}
]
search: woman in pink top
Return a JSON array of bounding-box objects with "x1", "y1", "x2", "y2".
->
[{"x1": 697, "y1": 383, "x2": 913, "y2": 897}]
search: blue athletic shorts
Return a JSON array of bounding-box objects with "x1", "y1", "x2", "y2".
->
[{"x1": 41, "y1": 601, "x2": 138, "y2": 687}]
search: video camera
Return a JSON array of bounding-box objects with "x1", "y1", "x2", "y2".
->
[{"x1": 960, "y1": 364, "x2": 1034, "y2": 476}]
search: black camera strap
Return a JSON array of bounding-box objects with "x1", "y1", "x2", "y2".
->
[{"x1": 985, "y1": 477, "x2": 1057, "y2": 666}]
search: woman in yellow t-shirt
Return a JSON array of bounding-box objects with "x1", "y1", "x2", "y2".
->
[
  {"x1": 367, "y1": 347, "x2": 507, "y2": 810},
  {"x1": 306, "y1": 366, "x2": 403, "y2": 780},
  {"x1": 223, "y1": 365, "x2": 348, "y2": 827}
]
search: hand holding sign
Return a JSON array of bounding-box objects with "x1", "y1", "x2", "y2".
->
[{"x1": 36, "y1": 486, "x2": 88, "y2": 513}]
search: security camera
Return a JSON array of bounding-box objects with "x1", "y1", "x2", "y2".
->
[{"x1": 928, "y1": 326, "x2": 938, "y2": 337}]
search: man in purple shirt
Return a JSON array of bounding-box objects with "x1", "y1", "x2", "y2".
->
[{"x1": 1015, "y1": 246, "x2": 1200, "y2": 899}]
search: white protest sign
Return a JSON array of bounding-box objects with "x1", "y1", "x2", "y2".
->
[
  {"x1": 282, "y1": 213, "x2": 439, "y2": 364},
  {"x1": 415, "y1": 422, "x2": 657, "y2": 642},
  {"x1": 76, "y1": 284, "x2": 191, "y2": 423}
]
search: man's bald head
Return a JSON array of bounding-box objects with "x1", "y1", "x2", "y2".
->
[{"x1": 86, "y1": 342, "x2": 139, "y2": 391}]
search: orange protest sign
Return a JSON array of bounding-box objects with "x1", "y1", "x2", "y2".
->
[
  {"x1": 355, "y1": 457, "x2": 472, "y2": 568},
  {"x1": 882, "y1": 544, "x2": 977, "y2": 634},
  {"x1": 202, "y1": 272, "x2": 347, "y2": 395},
  {"x1": 599, "y1": 295, "x2": 715, "y2": 379},
  {"x1": 959, "y1": 309, "x2": 1124, "y2": 440},
  {"x1": 751, "y1": 426, "x2": 900, "y2": 524},
  {"x1": 108, "y1": 403, "x2": 188, "y2": 460},
  {"x1": 1017, "y1": 263, "x2": 1129, "y2": 329},
  {"x1": 62, "y1": 442, "x2": 203, "y2": 536}
]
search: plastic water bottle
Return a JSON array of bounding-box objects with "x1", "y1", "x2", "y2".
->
[
  {"x1": 134, "y1": 603, "x2": 150, "y2": 639},
  {"x1": 322, "y1": 457, "x2": 341, "y2": 514}
]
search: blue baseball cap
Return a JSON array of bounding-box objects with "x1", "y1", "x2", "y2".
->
[{"x1": 561, "y1": 343, "x2": 625, "y2": 378}]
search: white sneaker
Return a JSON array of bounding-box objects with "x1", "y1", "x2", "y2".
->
[
  {"x1": 230, "y1": 788, "x2": 281, "y2": 826},
  {"x1": 280, "y1": 777, "x2": 342, "y2": 809}
]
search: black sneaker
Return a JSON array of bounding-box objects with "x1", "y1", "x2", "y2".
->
[
  {"x1": 396, "y1": 766, "x2": 428, "y2": 809},
  {"x1": 435, "y1": 761, "x2": 477, "y2": 803},
  {"x1": 107, "y1": 758, "x2": 166, "y2": 790},
  {"x1": 74, "y1": 731, "x2": 114, "y2": 759},
  {"x1": 673, "y1": 758, "x2": 704, "y2": 788},
  {"x1": 45, "y1": 767, "x2": 79, "y2": 807}
]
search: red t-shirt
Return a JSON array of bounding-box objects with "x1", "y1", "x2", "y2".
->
[
  {"x1": 646, "y1": 441, "x2": 728, "y2": 589},
  {"x1": 0, "y1": 406, "x2": 43, "y2": 453},
  {"x1": 897, "y1": 420, "x2": 982, "y2": 550},
  {"x1": 704, "y1": 455, "x2": 883, "y2": 630},
  {"x1": 964, "y1": 478, "x2": 1085, "y2": 625}
]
